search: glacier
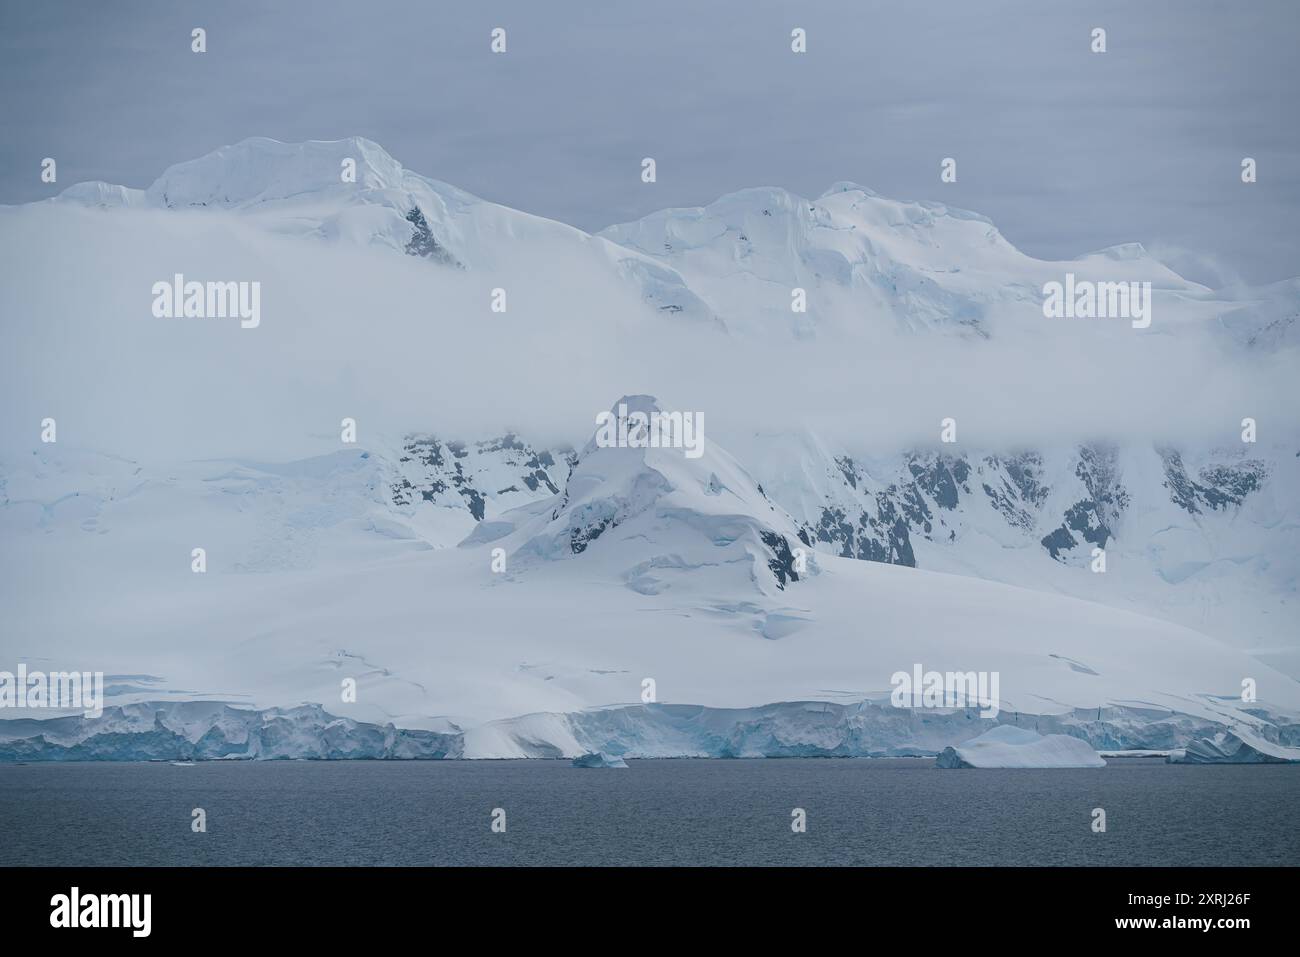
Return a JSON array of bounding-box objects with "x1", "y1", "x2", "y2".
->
[
  {"x1": 0, "y1": 701, "x2": 459, "y2": 761},
  {"x1": 1167, "y1": 729, "x2": 1300, "y2": 764},
  {"x1": 3, "y1": 697, "x2": 1292, "y2": 762},
  {"x1": 571, "y1": 751, "x2": 628, "y2": 769},
  {"x1": 2, "y1": 137, "x2": 1299, "y2": 762},
  {"x1": 4, "y1": 395, "x2": 1294, "y2": 751}
]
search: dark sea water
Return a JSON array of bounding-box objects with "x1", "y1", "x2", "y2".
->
[{"x1": 1, "y1": 758, "x2": 1296, "y2": 866}]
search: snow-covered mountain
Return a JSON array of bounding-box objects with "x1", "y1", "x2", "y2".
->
[
  {"x1": 3, "y1": 404, "x2": 1298, "y2": 761},
  {"x1": 3, "y1": 399, "x2": 1296, "y2": 759},
  {"x1": 2, "y1": 137, "x2": 1297, "y2": 760},
  {"x1": 47, "y1": 135, "x2": 714, "y2": 323},
  {"x1": 746, "y1": 433, "x2": 1299, "y2": 679},
  {"x1": 463, "y1": 395, "x2": 812, "y2": 602},
  {"x1": 599, "y1": 182, "x2": 1208, "y2": 340}
]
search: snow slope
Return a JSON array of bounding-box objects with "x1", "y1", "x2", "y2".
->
[{"x1": 744, "y1": 433, "x2": 1300, "y2": 678}]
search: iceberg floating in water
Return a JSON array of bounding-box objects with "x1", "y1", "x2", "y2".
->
[
  {"x1": 935, "y1": 725, "x2": 1106, "y2": 768},
  {"x1": 571, "y1": 751, "x2": 628, "y2": 768}
]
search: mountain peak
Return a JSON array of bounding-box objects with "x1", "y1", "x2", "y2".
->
[
  {"x1": 1083, "y1": 241, "x2": 1149, "y2": 262},
  {"x1": 55, "y1": 180, "x2": 147, "y2": 208},
  {"x1": 820, "y1": 181, "x2": 879, "y2": 199},
  {"x1": 460, "y1": 395, "x2": 813, "y2": 601},
  {"x1": 609, "y1": 393, "x2": 661, "y2": 416},
  {"x1": 143, "y1": 136, "x2": 407, "y2": 209}
]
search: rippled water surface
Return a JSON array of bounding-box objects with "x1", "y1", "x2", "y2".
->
[{"x1": 2, "y1": 758, "x2": 1296, "y2": 866}]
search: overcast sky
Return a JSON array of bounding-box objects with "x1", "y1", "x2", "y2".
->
[{"x1": 1, "y1": 0, "x2": 1296, "y2": 285}]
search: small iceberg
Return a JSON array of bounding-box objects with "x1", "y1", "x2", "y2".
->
[
  {"x1": 1167, "y1": 731, "x2": 1300, "y2": 764},
  {"x1": 169, "y1": 760, "x2": 197, "y2": 767},
  {"x1": 936, "y1": 725, "x2": 1105, "y2": 769},
  {"x1": 571, "y1": 751, "x2": 628, "y2": 769}
]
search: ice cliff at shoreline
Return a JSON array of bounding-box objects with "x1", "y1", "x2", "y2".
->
[{"x1": 3, "y1": 698, "x2": 1295, "y2": 764}]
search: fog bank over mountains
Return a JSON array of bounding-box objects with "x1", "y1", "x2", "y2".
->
[{"x1": 1, "y1": 137, "x2": 1296, "y2": 462}]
